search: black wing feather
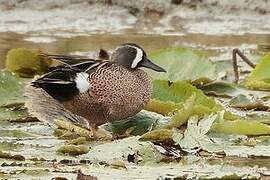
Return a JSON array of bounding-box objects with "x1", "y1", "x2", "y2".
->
[
  {"x1": 32, "y1": 67, "x2": 79, "y2": 102},
  {"x1": 32, "y1": 54, "x2": 110, "y2": 102}
]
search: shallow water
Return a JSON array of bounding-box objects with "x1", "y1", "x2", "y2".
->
[
  {"x1": 1, "y1": 4, "x2": 270, "y2": 177},
  {"x1": 1, "y1": 32, "x2": 270, "y2": 68}
]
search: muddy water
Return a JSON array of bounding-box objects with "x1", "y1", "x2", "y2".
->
[{"x1": 1, "y1": 32, "x2": 270, "y2": 68}]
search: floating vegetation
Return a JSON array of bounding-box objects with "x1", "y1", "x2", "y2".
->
[
  {"x1": 1, "y1": 46, "x2": 270, "y2": 179},
  {"x1": 6, "y1": 48, "x2": 52, "y2": 77}
]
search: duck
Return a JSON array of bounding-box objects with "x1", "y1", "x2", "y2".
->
[{"x1": 25, "y1": 43, "x2": 166, "y2": 137}]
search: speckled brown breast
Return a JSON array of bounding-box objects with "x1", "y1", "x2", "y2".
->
[{"x1": 63, "y1": 63, "x2": 152, "y2": 126}]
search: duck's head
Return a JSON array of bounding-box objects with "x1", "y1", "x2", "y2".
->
[{"x1": 111, "y1": 43, "x2": 166, "y2": 72}]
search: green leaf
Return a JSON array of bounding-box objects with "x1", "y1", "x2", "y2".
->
[
  {"x1": 151, "y1": 80, "x2": 219, "y2": 109},
  {"x1": 148, "y1": 47, "x2": 217, "y2": 81},
  {"x1": 0, "y1": 106, "x2": 32, "y2": 122},
  {"x1": 6, "y1": 48, "x2": 52, "y2": 77},
  {"x1": 0, "y1": 141, "x2": 23, "y2": 151},
  {"x1": 199, "y1": 81, "x2": 236, "y2": 97},
  {"x1": 245, "y1": 53, "x2": 270, "y2": 90},
  {"x1": 140, "y1": 97, "x2": 222, "y2": 141},
  {"x1": 144, "y1": 99, "x2": 182, "y2": 116},
  {"x1": 139, "y1": 129, "x2": 173, "y2": 142},
  {"x1": 57, "y1": 145, "x2": 90, "y2": 156},
  {"x1": 211, "y1": 119, "x2": 270, "y2": 135},
  {"x1": 229, "y1": 94, "x2": 269, "y2": 111},
  {"x1": 0, "y1": 129, "x2": 35, "y2": 138},
  {"x1": 169, "y1": 106, "x2": 211, "y2": 129},
  {"x1": 0, "y1": 70, "x2": 28, "y2": 107}
]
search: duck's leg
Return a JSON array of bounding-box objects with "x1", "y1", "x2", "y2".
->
[
  {"x1": 89, "y1": 123, "x2": 98, "y2": 139},
  {"x1": 89, "y1": 123, "x2": 112, "y2": 140}
]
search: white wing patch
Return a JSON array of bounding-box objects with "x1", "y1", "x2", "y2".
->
[
  {"x1": 75, "y1": 72, "x2": 90, "y2": 93},
  {"x1": 127, "y1": 45, "x2": 143, "y2": 68}
]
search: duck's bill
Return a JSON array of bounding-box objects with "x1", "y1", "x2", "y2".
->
[{"x1": 140, "y1": 58, "x2": 166, "y2": 72}]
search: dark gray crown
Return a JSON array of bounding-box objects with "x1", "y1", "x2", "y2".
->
[{"x1": 111, "y1": 43, "x2": 166, "y2": 72}]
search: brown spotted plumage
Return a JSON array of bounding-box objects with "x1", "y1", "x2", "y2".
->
[
  {"x1": 25, "y1": 43, "x2": 166, "y2": 132},
  {"x1": 63, "y1": 63, "x2": 151, "y2": 126}
]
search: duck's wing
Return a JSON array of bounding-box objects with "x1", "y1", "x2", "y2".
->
[
  {"x1": 41, "y1": 53, "x2": 100, "y2": 65},
  {"x1": 32, "y1": 57, "x2": 110, "y2": 102}
]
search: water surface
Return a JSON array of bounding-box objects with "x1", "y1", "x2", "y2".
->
[{"x1": 1, "y1": 32, "x2": 270, "y2": 68}]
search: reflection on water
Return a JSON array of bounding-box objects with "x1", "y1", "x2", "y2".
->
[{"x1": 0, "y1": 32, "x2": 270, "y2": 69}]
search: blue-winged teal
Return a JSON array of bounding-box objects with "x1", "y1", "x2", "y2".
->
[{"x1": 25, "y1": 43, "x2": 166, "y2": 136}]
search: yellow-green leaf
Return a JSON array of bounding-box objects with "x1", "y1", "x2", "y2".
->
[
  {"x1": 6, "y1": 48, "x2": 51, "y2": 77},
  {"x1": 245, "y1": 53, "x2": 270, "y2": 90},
  {"x1": 211, "y1": 120, "x2": 270, "y2": 135}
]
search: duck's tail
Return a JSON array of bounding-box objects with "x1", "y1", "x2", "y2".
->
[{"x1": 24, "y1": 84, "x2": 90, "y2": 129}]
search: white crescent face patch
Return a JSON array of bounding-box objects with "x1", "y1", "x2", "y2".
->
[
  {"x1": 126, "y1": 45, "x2": 144, "y2": 68},
  {"x1": 75, "y1": 72, "x2": 90, "y2": 93}
]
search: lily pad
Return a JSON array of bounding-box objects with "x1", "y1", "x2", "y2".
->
[
  {"x1": 0, "y1": 70, "x2": 28, "y2": 107},
  {"x1": 0, "y1": 129, "x2": 35, "y2": 138},
  {"x1": 139, "y1": 129, "x2": 173, "y2": 142},
  {"x1": 245, "y1": 53, "x2": 270, "y2": 90},
  {"x1": 0, "y1": 106, "x2": 36, "y2": 122},
  {"x1": 57, "y1": 145, "x2": 90, "y2": 156},
  {"x1": 0, "y1": 150, "x2": 25, "y2": 161},
  {"x1": 0, "y1": 141, "x2": 23, "y2": 151},
  {"x1": 140, "y1": 96, "x2": 218, "y2": 141},
  {"x1": 53, "y1": 118, "x2": 90, "y2": 139},
  {"x1": 229, "y1": 94, "x2": 269, "y2": 111},
  {"x1": 172, "y1": 113, "x2": 220, "y2": 153},
  {"x1": 148, "y1": 47, "x2": 217, "y2": 81},
  {"x1": 199, "y1": 81, "x2": 236, "y2": 98},
  {"x1": 6, "y1": 48, "x2": 52, "y2": 77},
  {"x1": 151, "y1": 80, "x2": 219, "y2": 109},
  {"x1": 211, "y1": 119, "x2": 270, "y2": 135},
  {"x1": 68, "y1": 137, "x2": 87, "y2": 145},
  {"x1": 144, "y1": 99, "x2": 181, "y2": 116}
]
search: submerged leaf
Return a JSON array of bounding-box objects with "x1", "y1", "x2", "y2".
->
[
  {"x1": 57, "y1": 145, "x2": 89, "y2": 155},
  {"x1": 20, "y1": 169, "x2": 49, "y2": 177},
  {"x1": 229, "y1": 94, "x2": 269, "y2": 111},
  {"x1": 148, "y1": 47, "x2": 216, "y2": 81},
  {"x1": 0, "y1": 107, "x2": 27, "y2": 121},
  {"x1": 0, "y1": 141, "x2": 23, "y2": 151},
  {"x1": 109, "y1": 110, "x2": 165, "y2": 136},
  {"x1": 0, "y1": 105, "x2": 36, "y2": 122},
  {"x1": 0, "y1": 70, "x2": 28, "y2": 107},
  {"x1": 6, "y1": 48, "x2": 52, "y2": 77},
  {"x1": 68, "y1": 137, "x2": 87, "y2": 145},
  {"x1": 0, "y1": 129, "x2": 35, "y2": 138},
  {"x1": 0, "y1": 150, "x2": 25, "y2": 161}
]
